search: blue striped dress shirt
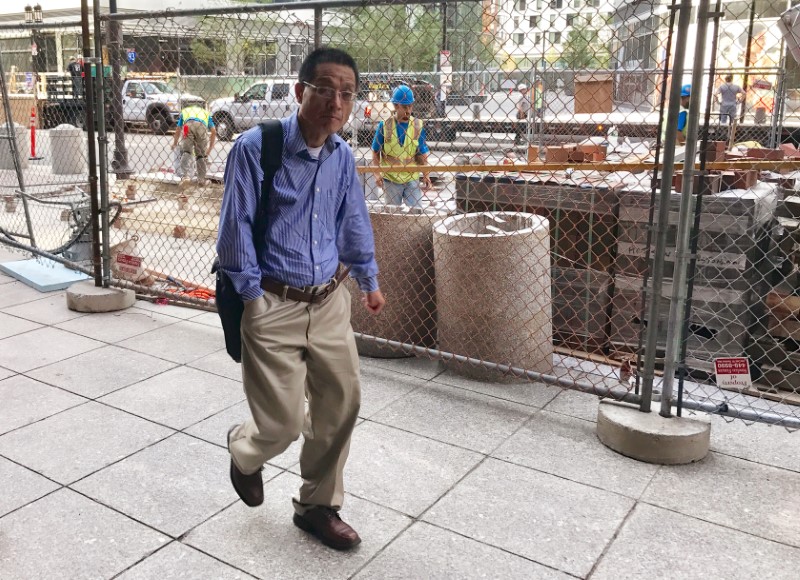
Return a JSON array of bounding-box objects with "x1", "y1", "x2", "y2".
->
[{"x1": 216, "y1": 113, "x2": 379, "y2": 301}]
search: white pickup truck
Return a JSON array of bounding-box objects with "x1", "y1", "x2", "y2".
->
[
  {"x1": 209, "y1": 79, "x2": 364, "y2": 142},
  {"x1": 209, "y1": 80, "x2": 296, "y2": 141},
  {"x1": 121, "y1": 79, "x2": 205, "y2": 134}
]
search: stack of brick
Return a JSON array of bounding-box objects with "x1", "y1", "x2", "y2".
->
[{"x1": 613, "y1": 182, "x2": 778, "y2": 373}]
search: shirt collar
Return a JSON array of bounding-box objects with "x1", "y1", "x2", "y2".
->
[{"x1": 285, "y1": 112, "x2": 342, "y2": 161}]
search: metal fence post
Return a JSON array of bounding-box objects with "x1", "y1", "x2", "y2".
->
[
  {"x1": 80, "y1": 0, "x2": 102, "y2": 285},
  {"x1": 93, "y1": 0, "x2": 111, "y2": 286},
  {"x1": 639, "y1": 0, "x2": 693, "y2": 413},
  {"x1": 660, "y1": 0, "x2": 712, "y2": 418}
]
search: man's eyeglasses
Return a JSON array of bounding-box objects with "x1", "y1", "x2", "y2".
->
[{"x1": 303, "y1": 82, "x2": 357, "y2": 102}]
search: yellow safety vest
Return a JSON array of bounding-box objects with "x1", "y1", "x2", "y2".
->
[
  {"x1": 180, "y1": 106, "x2": 210, "y2": 127},
  {"x1": 381, "y1": 116, "x2": 422, "y2": 184}
]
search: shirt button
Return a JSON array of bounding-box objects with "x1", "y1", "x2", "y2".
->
[
  {"x1": 316, "y1": 187, "x2": 320, "y2": 192},
  {"x1": 313, "y1": 213, "x2": 318, "y2": 219},
  {"x1": 315, "y1": 265, "x2": 320, "y2": 270},
  {"x1": 313, "y1": 240, "x2": 318, "y2": 245}
]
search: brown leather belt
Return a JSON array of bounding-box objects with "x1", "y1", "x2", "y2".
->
[{"x1": 261, "y1": 266, "x2": 350, "y2": 304}]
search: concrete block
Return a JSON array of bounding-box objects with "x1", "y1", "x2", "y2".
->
[
  {"x1": 184, "y1": 472, "x2": 410, "y2": 579},
  {"x1": 0, "y1": 402, "x2": 172, "y2": 485},
  {"x1": 345, "y1": 421, "x2": 482, "y2": 516},
  {"x1": 596, "y1": 400, "x2": 710, "y2": 465},
  {"x1": 0, "y1": 258, "x2": 90, "y2": 292},
  {"x1": 424, "y1": 457, "x2": 633, "y2": 578},
  {"x1": 66, "y1": 280, "x2": 135, "y2": 313},
  {"x1": 0, "y1": 489, "x2": 167, "y2": 580}
]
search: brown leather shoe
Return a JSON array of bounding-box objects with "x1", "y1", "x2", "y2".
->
[
  {"x1": 293, "y1": 507, "x2": 362, "y2": 550},
  {"x1": 227, "y1": 425, "x2": 263, "y2": 507}
]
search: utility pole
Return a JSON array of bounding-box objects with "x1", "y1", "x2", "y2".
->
[
  {"x1": 740, "y1": 0, "x2": 756, "y2": 124},
  {"x1": 108, "y1": 0, "x2": 131, "y2": 178}
]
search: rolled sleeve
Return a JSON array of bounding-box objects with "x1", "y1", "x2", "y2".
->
[
  {"x1": 371, "y1": 121, "x2": 384, "y2": 152},
  {"x1": 216, "y1": 132, "x2": 264, "y2": 300},
  {"x1": 417, "y1": 127, "x2": 430, "y2": 155},
  {"x1": 336, "y1": 151, "x2": 379, "y2": 293}
]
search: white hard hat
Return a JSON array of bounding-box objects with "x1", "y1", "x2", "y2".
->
[{"x1": 518, "y1": 83, "x2": 527, "y2": 90}]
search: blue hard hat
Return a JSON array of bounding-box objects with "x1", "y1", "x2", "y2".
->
[
  {"x1": 681, "y1": 84, "x2": 691, "y2": 97},
  {"x1": 391, "y1": 85, "x2": 414, "y2": 105}
]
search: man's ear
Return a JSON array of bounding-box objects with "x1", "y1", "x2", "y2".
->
[{"x1": 294, "y1": 82, "x2": 304, "y2": 104}]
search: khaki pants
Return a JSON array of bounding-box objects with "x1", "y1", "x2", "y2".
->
[
  {"x1": 228, "y1": 284, "x2": 361, "y2": 515},
  {"x1": 179, "y1": 121, "x2": 209, "y2": 180}
]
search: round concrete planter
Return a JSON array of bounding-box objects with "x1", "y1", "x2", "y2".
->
[
  {"x1": 0, "y1": 123, "x2": 28, "y2": 170},
  {"x1": 433, "y1": 211, "x2": 553, "y2": 381},
  {"x1": 348, "y1": 203, "x2": 449, "y2": 358}
]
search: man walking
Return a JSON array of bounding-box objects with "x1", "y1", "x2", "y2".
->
[
  {"x1": 716, "y1": 75, "x2": 745, "y2": 125},
  {"x1": 371, "y1": 85, "x2": 432, "y2": 207},
  {"x1": 514, "y1": 83, "x2": 532, "y2": 145},
  {"x1": 217, "y1": 47, "x2": 385, "y2": 551},
  {"x1": 172, "y1": 104, "x2": 216, "y2": 187},
  {"x1": 67, "y1": 56, "x2": 83, "y2": 98}
]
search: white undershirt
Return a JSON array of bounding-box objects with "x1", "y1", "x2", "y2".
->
[{"x1": 307, "y1": 145, "x2": 323, "y2": 160}]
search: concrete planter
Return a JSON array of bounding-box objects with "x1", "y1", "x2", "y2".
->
[
  {"x1": 434, "y1": 211, "x2": 553, "y2": 381},
  {"x1": 0, "y1": 123, "x2": 28, "y2": 170},
  {"x1": 50, "y1": 124, "x2": 85, "y2": 175},
  {"x1": 348, "y1": 203, "x2": 448, "y2": 358},
  {"x1": 4, "y1": 195, "x2": 19, "y2": 213}
]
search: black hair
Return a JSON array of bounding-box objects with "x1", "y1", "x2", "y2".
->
[
  {"x1": 724, "y1": 75, "x2": 733, "y2": 82},
  {"x1": 298, "y1": 47, "x2": 359, "y2": 87}
]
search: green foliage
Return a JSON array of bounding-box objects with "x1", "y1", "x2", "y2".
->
[
  {"x1": 330, "y1": 6, "x2": 438, "y2": 72},
  {"x1": 189, "y1": 38, "x2": 226, "y2": 70},
  {"x1": 330, "y1": 4, "x2": 497, "y2": 72},
  {"x1": 561, "y1": 14, "x2": 610, "y2": 69}
]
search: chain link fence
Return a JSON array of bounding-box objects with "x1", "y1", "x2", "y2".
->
[
  {"x1": 2, "y1": 0, "x2": 800, "y2": 428},
  {"x1": 0, "y1": 17, "x2": 103, "y2": 281}
]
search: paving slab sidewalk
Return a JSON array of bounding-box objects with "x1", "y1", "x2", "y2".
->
[{"x1": 1, "y1": 249, "x2": 799, "y2": 579}]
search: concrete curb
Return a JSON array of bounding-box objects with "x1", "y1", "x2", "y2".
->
[
  {"x1": 597, "y1": 400, "x2": 710, "y2": 465},
  {"x1": 66, "y1": 280, "x2": 136, "y2": 313}
]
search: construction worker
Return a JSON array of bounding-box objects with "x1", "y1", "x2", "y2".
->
[
  {"x1": 534, "y1": 80, "x2": 544, "y2": 118},
  {"x1": 716, "y1": 75, "x2": 745, "y2": 125},
  {"x1": 514, "y1": 83, "x2": 532, "y2": 145},
  {"x1": 173, "y1": 104, "x2": 216, "y2": 187},
  {"x1": 676, "y1": 84, "x2": 691, "y2": 145},
  {"x1": 371, "y1": 85, "x2": 432, "y2": 207}
]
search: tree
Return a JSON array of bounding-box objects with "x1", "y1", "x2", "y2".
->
[
  {"x1": 328, "y1": 4, "x2": 498, "y2": 74},
  {"x1": 329, "y1": 6, "x2": 439, "y2": 72},
  {"x1": 561, "y1": 14, "x2": 610, "y2": 70},
  {"x1": 189, "y1": 38, "x2": 226, "y2": 73}
]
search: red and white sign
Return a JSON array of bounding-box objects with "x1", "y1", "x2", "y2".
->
[
  {"x1": 115, "y1": 253, "x2": 143, "y2": 279},
  {"x1": 714, "y1": 357, "x2": 752, "y2": 390}
]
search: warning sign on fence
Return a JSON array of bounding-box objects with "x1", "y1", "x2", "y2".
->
[
  {"x1": 714, "y1": 357, "x2": 752, "y2": 390},
  {"x1": 115, "y1": 253, "x2": 144, "y2": 280}
]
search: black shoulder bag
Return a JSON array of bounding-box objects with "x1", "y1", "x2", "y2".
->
[{"x1": 212, "y1": 120, "x2": 284, "y2": 363}]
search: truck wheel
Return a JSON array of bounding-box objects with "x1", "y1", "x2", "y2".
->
[
  {"x1": 147, "y1": 109, "x2": 171, "y2": 135},
  {"x1": 214, "y1": 113, "x2": 235, "y2": 141}
]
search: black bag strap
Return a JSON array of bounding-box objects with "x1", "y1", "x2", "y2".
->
[{"x1": 253, "y1": 120, "x2": 284, "y2": 253}]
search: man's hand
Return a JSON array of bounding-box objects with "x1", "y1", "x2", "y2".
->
[
  {"x1": 374, "y1": 174, "x2": 384, "y2": 188},
  {"x1": 361, "y1": 290, "x2": 385, "y2": 315},
  {"x1": 422, "y1": 175, "x2": 433, "y2": 191}
]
